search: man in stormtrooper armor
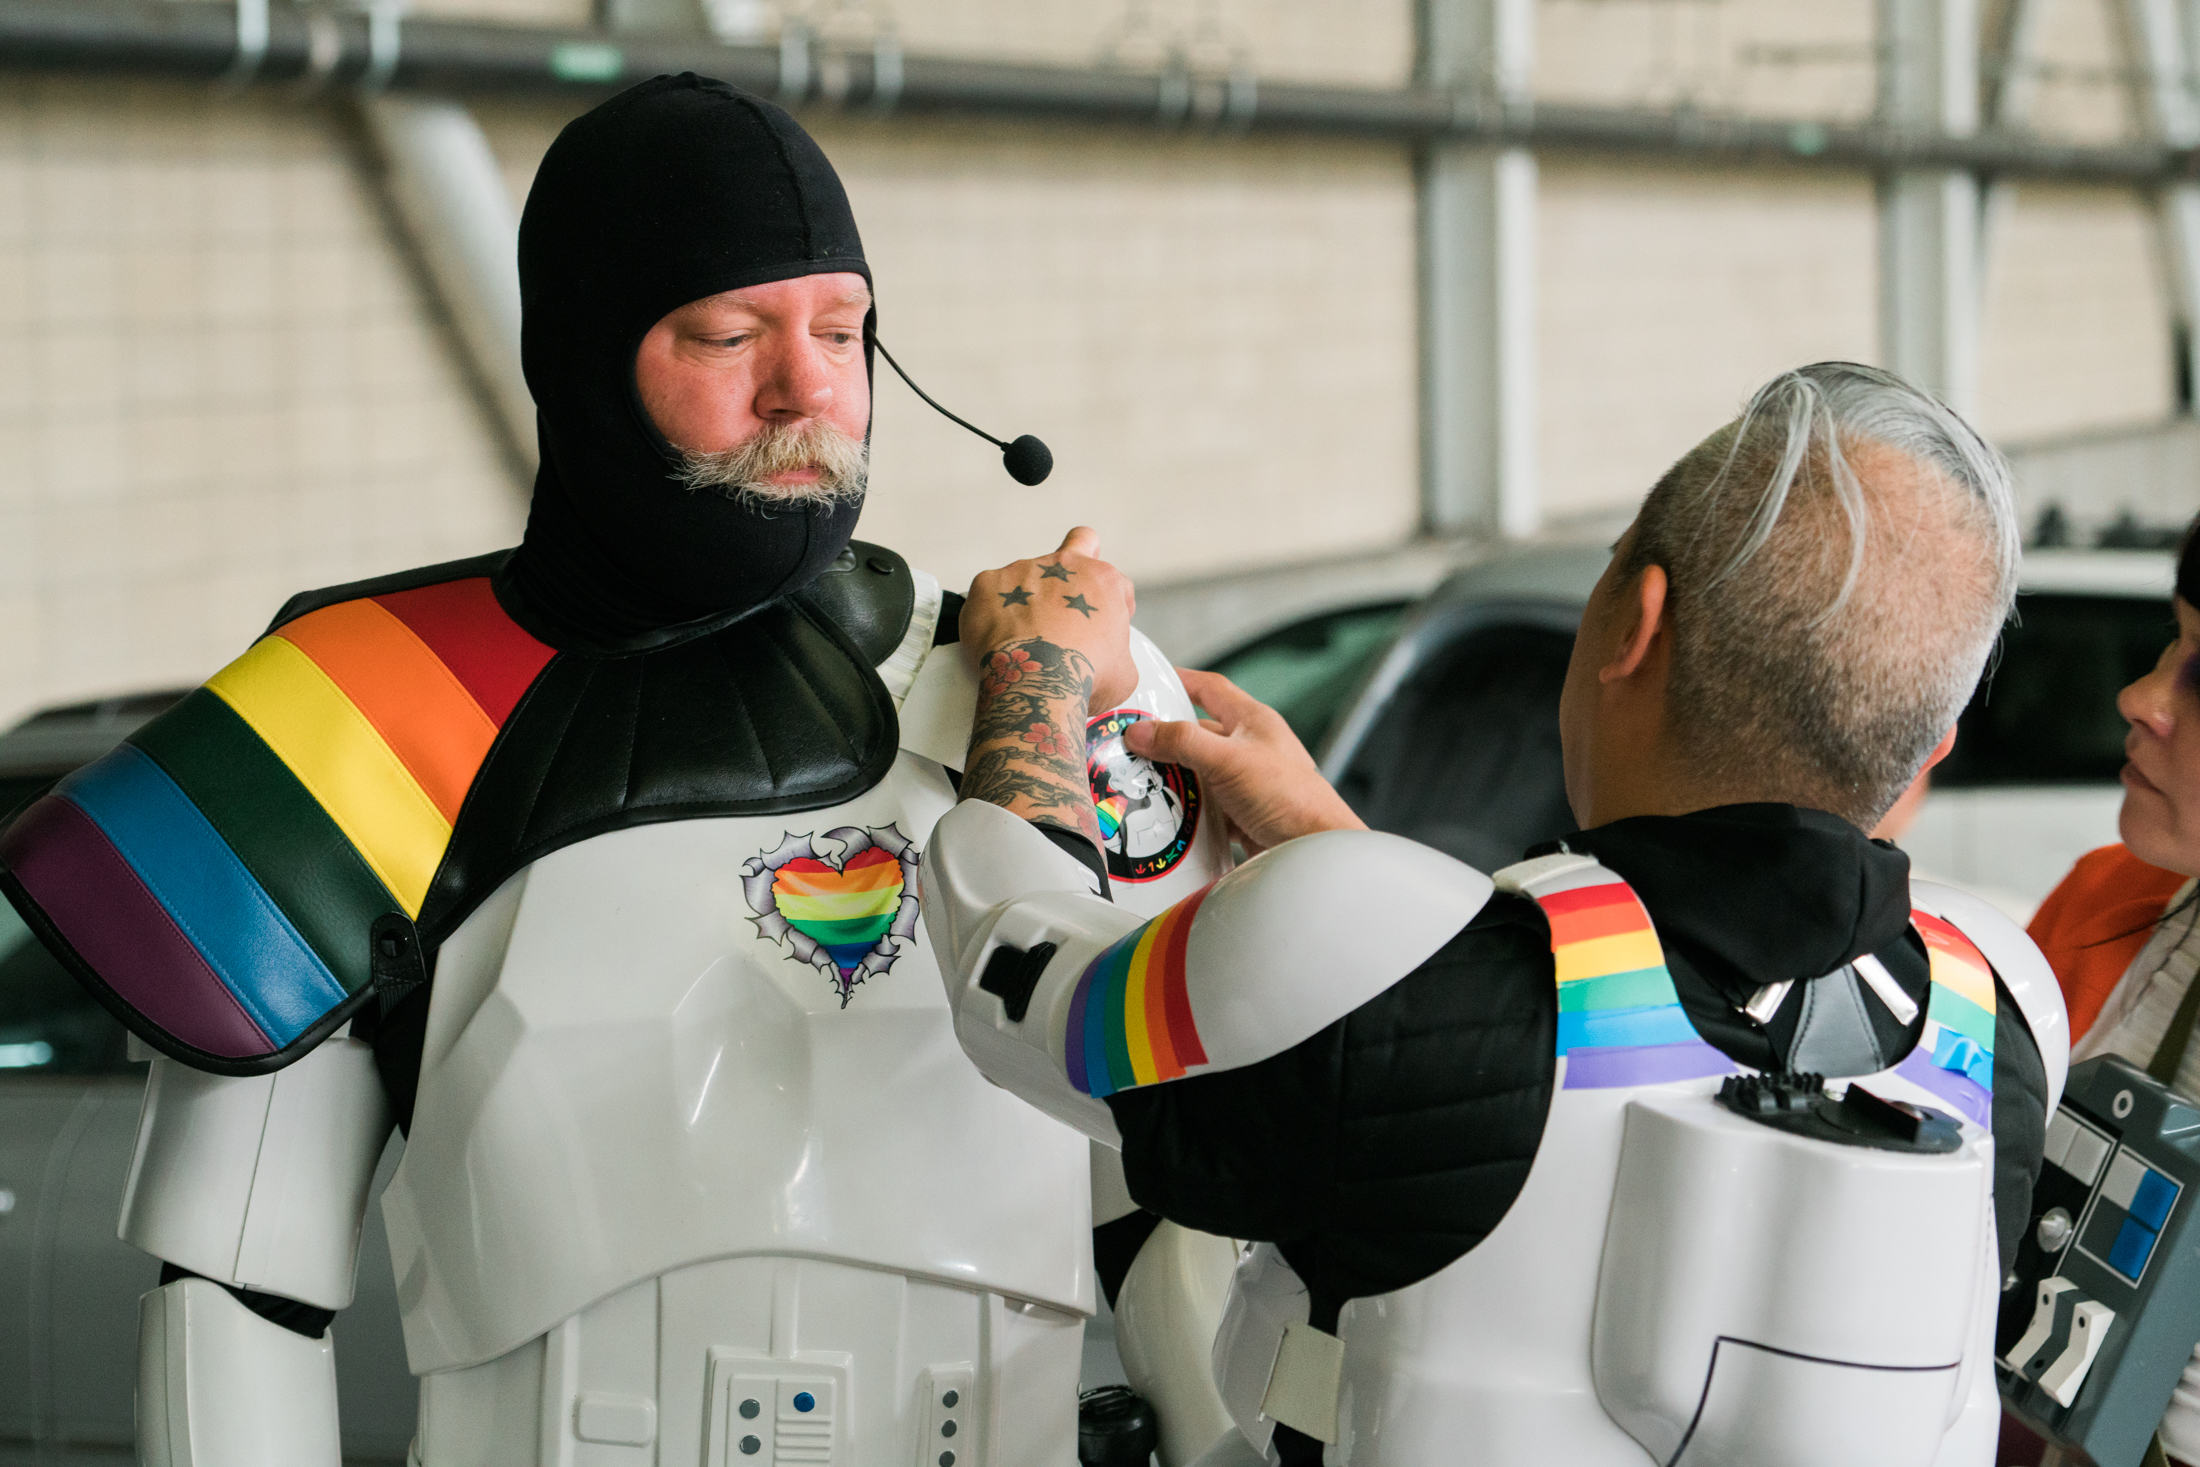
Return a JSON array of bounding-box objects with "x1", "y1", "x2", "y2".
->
[
  {"x1": 924, "y1": 363, "x2": 2065, "y2": 1466},
  {"x1": 0, "y1": 75, "x2": 1232, "y2": 1465}
]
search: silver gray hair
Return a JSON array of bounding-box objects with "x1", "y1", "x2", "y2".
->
[{"x1": 1620, "y1": 361, "x2": 2019, "y2": 828}]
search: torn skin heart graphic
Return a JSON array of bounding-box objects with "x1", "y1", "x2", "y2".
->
[{"x1": 742, "y1": 825, "x2": 923, "y2": 1006}]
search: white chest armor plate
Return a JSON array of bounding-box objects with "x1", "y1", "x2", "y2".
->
[
  {"x1": 1213, "y1": 861, "x2": 2060, "y2": 1467},
  {"x1": 381, "y1": 629, "x2": 1228, "y2": 1467}
]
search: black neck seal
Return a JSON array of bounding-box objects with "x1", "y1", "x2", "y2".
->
[{"x1": 504, "y1": 73, "x2": 873, "y2": 653}]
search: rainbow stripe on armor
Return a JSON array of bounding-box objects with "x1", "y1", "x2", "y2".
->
[
  {"x1": 0, "y1": 577, "x2": 554, "y2": 1062},
  {"x1": 1066, "y1": 881, "x2": 1216, "y2": 1098},
  {"x1": 1529, "y1": 874, "x2": 1736, "y2": 1089},
  {"x1": 1895, "y1": 911, "x2": 1997, "y2": 1127}
]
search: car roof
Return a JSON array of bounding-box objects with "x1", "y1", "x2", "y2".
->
[
  {"x1": 0, "y1": 691, "x2": 190, "y2": 780},
  {"x1": 1419, "y1": 543, "x2": 2176, "y2": 615}
]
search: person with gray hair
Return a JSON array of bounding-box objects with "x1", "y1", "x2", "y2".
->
[{"x1": 917, "y1": 361, "x2": 2064, "y2": 1465}]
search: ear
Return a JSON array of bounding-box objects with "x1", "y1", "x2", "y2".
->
[
  {"x1": 1599, "y1": 564, "x2": 1670, "y2": 685},
  {"x1": 1920, "y1": 721, "x2": 1960, "y2": 772}
]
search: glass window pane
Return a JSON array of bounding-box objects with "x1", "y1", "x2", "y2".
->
[
  {"x1": 1205, "y1": 602, "x2": 1410, "y2": 750},
  {"x1": 1333, "y1": 624, "x2": 1579, "y2": 872},
  {"x1": 1937, "y1": 593, "x2": 2172, "y2": 787}
]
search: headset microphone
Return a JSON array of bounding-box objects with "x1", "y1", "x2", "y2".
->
[{"x1": 874, "y1": 340, "x2": 1054, "y2": 486}]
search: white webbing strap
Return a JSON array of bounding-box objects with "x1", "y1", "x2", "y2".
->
[{"x1": 1259, "y1": 1320, "x2": 1345, "y2": 1444}]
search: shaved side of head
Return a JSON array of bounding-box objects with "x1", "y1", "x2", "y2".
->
[{"x1": 1621, "y1": 363, "x2": 2019, "y2": 829}]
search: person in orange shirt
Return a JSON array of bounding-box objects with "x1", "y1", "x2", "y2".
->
[{"x1": 2029, "y1": 520, "x2": 2200, "y2": 1465}]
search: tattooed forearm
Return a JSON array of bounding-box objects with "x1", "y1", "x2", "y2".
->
[{"x1": 965, "y1": 638, "x2": 1100, "y2": 843}]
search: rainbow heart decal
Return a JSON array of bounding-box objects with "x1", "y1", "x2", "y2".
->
[
  {"x1": 742, "y1": 825, "x2": 922, "y2": 1005},
  {"x1": 1095, "y1": 794, "x2": 1130, "y2": 842}
]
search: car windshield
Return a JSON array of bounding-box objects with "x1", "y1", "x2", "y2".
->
[
  {"x1": 1938, "y1": 592, "x2": 2173, "y2": 787},
  {"x1": 1329, "y1": 623, "x2": 1580, "y2": 872},
  {"x1": 1203, "y1": 602, "x2": 1411, "y2": 751}
]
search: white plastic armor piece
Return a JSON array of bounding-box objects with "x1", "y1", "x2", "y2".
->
[
  {"x1": 1590, "y1": 1093, "x2": 1993, "y2": 1465},
  {"x1": 924, "y1": 801, "x2": 1493, "y2": 1142},
  {"x1": 137, "y1": 1277, "x2": 342, "y2": 1467},
  {"x1": 118, "y1": 596, "x2": 1234, "y2": 1466},
  {"x1": 120, "y1": 1035, "x2": 392, "y2": 1309},
  {"x1": 1915, "y1": 879, "x2": 2071, "y2": 1109},
  {"x1": 1116, "y1": 1221, "x2": 1241, "y2": 1466},
  {"x1": 1204, "y1": 867, "x2": 2039, "y2": 1466}
]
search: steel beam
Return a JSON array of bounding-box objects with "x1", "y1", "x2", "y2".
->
[
  {"x1": 1418, "y1": 0, "x2": 1537, "y2": 540},
  {"x1": 1880, "y1": 0, "x2": 1983, "y2": 414},
  {"x1": 0, "y1": 0, "x2": 2189, "y2": 184},
  {"x1": 2122, "y1": 0, "x2": 2200, "y2": 410}
]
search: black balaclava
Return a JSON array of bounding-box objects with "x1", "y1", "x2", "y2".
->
[{"x1": 504, "y1": 73, "x2": 872, "y2": 651}]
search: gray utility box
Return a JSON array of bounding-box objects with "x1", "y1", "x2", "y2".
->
[{"x1": 2001, "y1": 1055, "x2": 2200, "y2": 1466}]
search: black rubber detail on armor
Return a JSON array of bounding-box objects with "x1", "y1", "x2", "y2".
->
[
  {"x1": 1031, "y1": 820, "x2": 1110, "y2": 900},
  {"x1": 1992, "y1": 975, "x2": 2049, "y2": 1278},
  {"x1": 370, "y1": 913, "x2": 429, "y2": 1018},
  {"x1": 802, "y1": 541, "x2": 917, "y2": 668},
  {"x1": 1092, "y1": 1209, "x2": 1163, "y2": 1312},
  {"x1": 264, "y1": 550, "x2": 513, "y2": 635},
  {"x1": 157, "y1": 1262, "x2": 335, "y2": 1340},
  {"x1": 1078, "y1": 1385, "x2": 1160, "y2": 1467},
  {"x1": 979, "y1": 941, "x2": 1056, "y2": 1023}
]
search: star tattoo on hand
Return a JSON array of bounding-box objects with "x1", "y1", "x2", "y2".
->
[
  {"x1": 1064, "y1": 593, "x2": 1096, "y2": 617},
  {"x1": 1039, "y1": 562, "x2": 1073, "y2": 582},
  {"x1": 998, "y1": 586, "x2": 1032, "y2": 607}
]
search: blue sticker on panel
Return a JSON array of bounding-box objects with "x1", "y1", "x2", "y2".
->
[
  {"x1": 2131, "y1": 1169, "x2": 2180, "y2": 1232},
  {"x1": 2109, "y1": 1215, "x2": 2161, "y2": 1281}
]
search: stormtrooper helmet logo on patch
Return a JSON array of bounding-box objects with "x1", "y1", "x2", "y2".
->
[{"x1": 1085, "y1": 709, "x2": 1201, "y2": 884}]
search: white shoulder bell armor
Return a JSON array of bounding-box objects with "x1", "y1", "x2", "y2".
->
[{"x1": 922, "y1": 801, "x2": 1495, "y2": 1144}]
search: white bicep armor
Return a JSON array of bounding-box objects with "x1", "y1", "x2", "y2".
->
[
  {"x1": 924, "y1": 800, "x2": 1493, "y2": 1144},
  {"x1": 120, "y1": 1035, "x2": 393, "y2": 1309}
]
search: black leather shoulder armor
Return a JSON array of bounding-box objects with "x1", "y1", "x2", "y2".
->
[
  {"x1": 417, "y1": 591, "x2": 898, "y2": 939},
  {"x1": 802, "y1": 541, "x2": 918, "y2": 666}
]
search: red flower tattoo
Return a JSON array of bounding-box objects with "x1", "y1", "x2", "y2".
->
[
  {"x1": 1019, "y1": 722, "x2": 1071, "y2": 757},
  {"x1": 981, "y1": 646, "x2": 1036, "y2": 697}
]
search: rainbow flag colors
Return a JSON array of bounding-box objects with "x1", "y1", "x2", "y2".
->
[
  {"x1": 1524, "y1": 870, "x2": 1735, "y2": 1090},
  {"x1": 1066, "y1": 881, "x2": 1216, "y2": 1098},
  {"x1": 1095, "y1": 795, "x2": 1129, "y2": 844},
  {"x1": 0, "y1": 577, "x2": 554, "y2": 1066},
  {"x1": 771, "y1": 845, "x2": 907, "y2": 979},
  {"x1": 1896, "y1": 911, "x2": 1997, "y2": 1128}
]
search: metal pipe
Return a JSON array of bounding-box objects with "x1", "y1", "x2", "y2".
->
[
  {"x1": 0, "y1": 0, "x2": 2187, "y2": 184},
  {"x1": 357, "y1": 94, "x2": 536, "y2": 477}
]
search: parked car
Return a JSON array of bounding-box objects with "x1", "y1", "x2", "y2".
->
[
  {"x1": 0, "y1": 695, "x2": 416, "y2": 1467},
  {"x1": 1199, "y1": 542, "x2": 2176, "y2": 911}
]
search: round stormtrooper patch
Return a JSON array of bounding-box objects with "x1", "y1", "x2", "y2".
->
[{"x1": 1085, "y1": 709, "x2": 1201, "y2": 883}]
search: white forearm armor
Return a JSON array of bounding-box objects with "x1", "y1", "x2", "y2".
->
[
  {"x1": 138, "y1": 1276, "x2": 344, "y2": 1467},
  {"x1": 120, "y1": 1035, "x2": 393, "y2": 1465},
  {"x1": 923, "y1": 800, "x2": 1493, "y2": 1140}
]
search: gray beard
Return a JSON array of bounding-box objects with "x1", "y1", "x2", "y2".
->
[{"x1": 673, "y1": 420, "x2": 870, "y2": 507}]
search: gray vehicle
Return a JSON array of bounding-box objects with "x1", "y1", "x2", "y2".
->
[
  {"x1": 0, "y1": 695, "x2": 416, "y2": 1467},
  {"x1": 1197, "y1": 542, "x2": 2175, "y2": 910}
]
